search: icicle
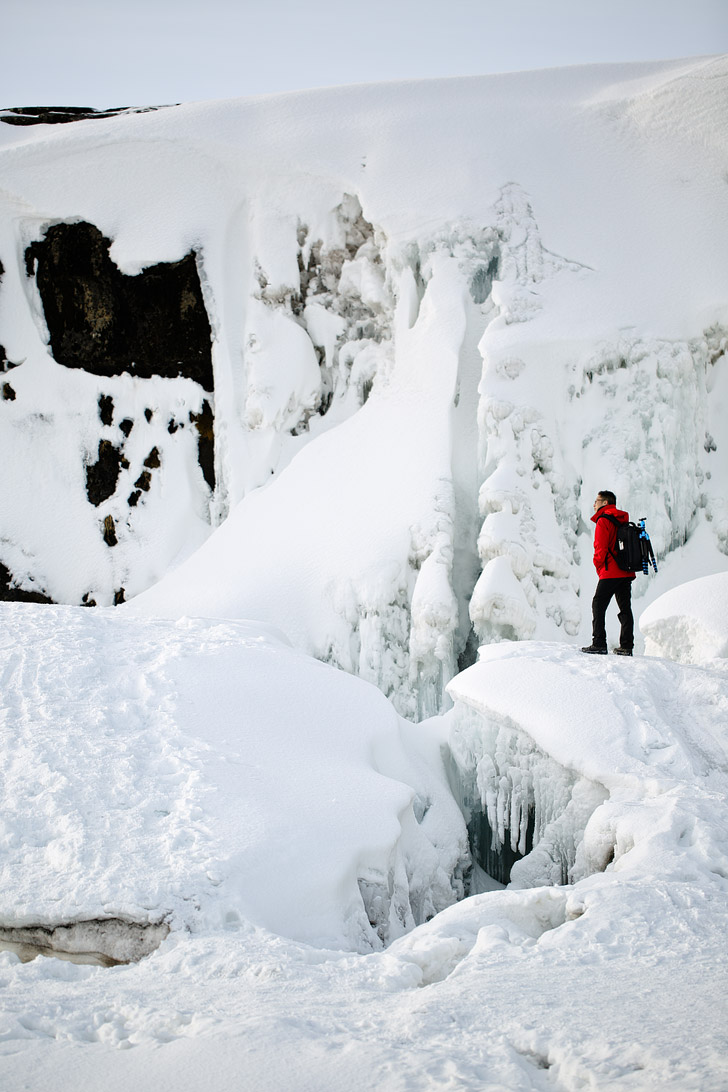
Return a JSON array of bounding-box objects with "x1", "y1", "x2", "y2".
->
[{"x1": 448, "y1": 704, "x2": 608, "y2": 888}]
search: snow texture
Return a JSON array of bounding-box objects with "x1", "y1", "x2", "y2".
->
[
  {"x1": 0, "y1": 604, "x2": 467, "y2": 954},
  {"x1": 1, "y1": 597, "x2": 727, "y2": 1090},
  {"x1": 640, "y1": 571, "x2": 728, "y2": 663},
  {"x1": 0, "y1": 55, "x2": 726, "y2": 716},
  {"x1": 0, "y1": 56, "x2": 728, "y2": 1092}
]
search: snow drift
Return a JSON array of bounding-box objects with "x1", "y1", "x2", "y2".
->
[
  {"x1": 1, "y1": 586, "x2": 727, "y2": 1088},
  {"x1": 640, "y1": 571, "x2": 728, "y2": 663},
  {"x1": 0, "y1": 603, "x2": 467, "y2": 957}
]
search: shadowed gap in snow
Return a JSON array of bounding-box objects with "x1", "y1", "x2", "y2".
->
[{"x1": 447, "y1": 705, "x2": 608, "y2": 890}]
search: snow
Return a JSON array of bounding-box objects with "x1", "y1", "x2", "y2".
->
[
  {"x1": 0, "y1": 604, "x2": 466, "y2": 953},
  {"x1": 0, "y1": 54, "x2": 727, "y2": 1091},
  {"x1": 447, "y1": 641, "x2": 728, "y2": 886},
  {"x1": 1, "y1": 602, "x2": 727, "y2": 1089},
  {"x1": 1, "y1": 55, "x2": 727, "y2": 714},
  {"x1": 640, "y1": 571, "x2": 728, "y2": 663}
]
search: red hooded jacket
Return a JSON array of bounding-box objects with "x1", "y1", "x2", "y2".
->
[{"x1": 591, "y1": 505, "x2": 636, "y2": 580}]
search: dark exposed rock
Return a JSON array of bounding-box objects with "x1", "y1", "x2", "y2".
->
[
  {"x1": 134, "y1": 470, "x2": 151, "y2": 492},
  {"x1": 143, "y1": 447, "x2": 161, "y2": 469},
  {"x1": 1, "y1": 351, "x2": 21, "y2": 373},
  {"x1": 113, "y1": 588, "x2": 126, "y2": 605},
  {"x1": 167, "y1": 419, "x2": 179, "y2": 433},
  {"x1": 144, "y1": 408, "x2": 153, "y2": 422},
  {"x1": 86, "y1": 440, "x2": 123, "y2": 506},
  {"x1": 189, "y1": 400, "x2": 215, "y2": 491},
  {"x1": 0, "y1": 562, "x2": 54, "y2": 604},
  {"x1": 98, "y1": 394, "x2": 114, "y2": 426},
  {"x1": 127, "y1": 490, "x2": 141, "y2": 507},
  {"x1": 2, "y1": 383, "x2": 16, "y2": 400},
  {"x1": 467, "y1": 805, "x2": 535, "y2": 886},
  {"x1": 81, "y1": 592, "x2": 98, "y2": 607},
  {"x1": 102, "y1": 515, "x2": 117, "y2": 547},
  {"x1": 119, "y1": 418, "x2": 134, "y2": 437},
  {"x1": 26, "y1": 221, "x2": 213, "y2": 391},
  {"x1": 0, "y1": 105, "x2": 174, "y2": 127}
]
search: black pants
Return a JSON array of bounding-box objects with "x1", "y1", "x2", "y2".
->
[{"x1": 591, "y1": 578, "x2": 634, "y2": 650}]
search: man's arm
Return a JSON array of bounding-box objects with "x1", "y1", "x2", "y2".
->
[{"x1": 593, "y1": 516, "x2": 611, "y2": 572}]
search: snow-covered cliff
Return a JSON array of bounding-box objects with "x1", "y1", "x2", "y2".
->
[{"x1": 1, "y1": 56, "x2": 726, "y2": 716}]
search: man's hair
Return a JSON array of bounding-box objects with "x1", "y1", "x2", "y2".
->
[{"x1": 598, "y1": 490, "x2": 617, "y2": 506}]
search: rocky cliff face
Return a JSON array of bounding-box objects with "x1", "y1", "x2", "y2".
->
[
  {"x1": 0, "y1": 219, "x2": 217, "y2": 607},
  {"x1": 0, "y1": 60, "x2": 726, "y2": 717},
  {"x1": 26, "y1": 221, "x2": 213, "y2": 389}
]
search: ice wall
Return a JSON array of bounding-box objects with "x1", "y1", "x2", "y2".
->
[
  {"x1": 448, "y1": 703, "x2": 608, "y2": 888},
  {"x1": 0, "y1": 56, "x2": 726, "y2": 718},
  {"x1": 446, "y1": 639, "x2": 728, "y2": 894}
]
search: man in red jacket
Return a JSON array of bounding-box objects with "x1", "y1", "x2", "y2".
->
[{"x1": 581, "y1": 490, "x2": 635, "y2": 656}]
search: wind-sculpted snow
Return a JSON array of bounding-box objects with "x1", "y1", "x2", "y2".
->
[
  {"x1": 640, "y1": 571, "x2": 728, "y2": 664},
  {"x1": 1, "y1": 603, "x2": 727, "y2": 1089},
  {"x1": 1, "y1": 56, "x2": 727, "y2": 1091},
  {"x1": 447, "y1": 642, "x2": 728, "y2": 895},
  {"x1": 0, "y1": 57, "x2": 726, "y2": 716},
  {"x1": 0, "y1": 603, "x2": 467, "y2": 956}
]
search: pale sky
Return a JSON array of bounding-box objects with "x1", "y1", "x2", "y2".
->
[{"x1": 3, "y1": 0, "x2": 727, "y2": 108}]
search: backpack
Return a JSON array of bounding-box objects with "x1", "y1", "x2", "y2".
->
[{"x1": 599, "y1": 514, "x2": 658, "y2": 575}]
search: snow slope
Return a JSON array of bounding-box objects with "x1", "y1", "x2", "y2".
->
[
  {"x1": 1, "y1": 57, "x2": 727, "y2": 1091},
  {"x1": 0, "y1": 56, "x2": 726, "y2": 716},
  {"x1": 0, "y1": 599, "x2": 726, "y2": 1090},
  {"x1": 0, "y1": 603, "x2": 466, "y2": 954}
]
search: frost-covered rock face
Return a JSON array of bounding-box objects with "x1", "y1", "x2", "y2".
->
[
  {"x1": 0, "y1": 57, "x2": 726, "y2": 715},
  {"x1": 0, "y1": 221, "x2": 216, "y2": 606}
]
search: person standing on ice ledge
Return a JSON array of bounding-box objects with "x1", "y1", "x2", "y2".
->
[{"x1": 581, "y1": 490, "x2": 635, "y2": 656}]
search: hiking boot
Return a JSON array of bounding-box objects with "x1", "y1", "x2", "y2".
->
[
  {"x1": 613, "y1": 648, "x2": 633, "y2": 656},
  {"x1": 581, "y1": 645, "x2": 608, "y2": 655}
]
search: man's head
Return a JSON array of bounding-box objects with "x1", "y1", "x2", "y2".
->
[{"x1": 594, "y1": 490, "x2": 616, "y2": 512}]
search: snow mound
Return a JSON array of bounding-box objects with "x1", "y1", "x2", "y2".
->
[
  {"x1": 1, "y1": 621, "x2": 727, "y2": 1089},
  {"x1": 446, "y1": 641, "x2": 728, "y2": 889},
  {"x1": 0, "y1": 603, "x2": 467, "y2": 955},
  {"x1": 640, "y1": 572, "x2": 728, "y2": 663}
]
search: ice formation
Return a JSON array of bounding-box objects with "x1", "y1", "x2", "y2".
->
[
  {"x1": 0, "y1": 56, "x2": 725, "y2": 719},
  {"x1": 1, "y1": 57, "x2": 727, "y2": 1087},
  {"x1": 446, "y1": 638, "x2": 728, "y2": 897},
  {"x1": 0, "y1": 919, "x2": 169, "y2": 967}
]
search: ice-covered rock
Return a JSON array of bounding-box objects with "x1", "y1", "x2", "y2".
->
[
  {"x1": 446, "y1": 640, "x2": 728, "y2": 890},
  {"x1": 0, "y1": 56, "x2": 726, "y2": 716}
]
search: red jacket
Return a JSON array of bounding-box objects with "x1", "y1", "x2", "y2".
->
[{"x1": 591, "y1": 505, "x2": 636, "y2": 580}]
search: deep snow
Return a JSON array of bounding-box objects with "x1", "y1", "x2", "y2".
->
[
  {"x1": 0, "y1": 53, "x2": 727, "y2": 1092},
  {"x1": 0, "y1": 54, "x2": 726, "y2": 716},
  {"x1": 0, "y1": 597, "x2": 727, "y2": 1090}
]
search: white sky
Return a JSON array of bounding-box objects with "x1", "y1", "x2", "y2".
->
[{"x1": 2, "y1": 0, "x2": 727, "y2": 108}]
